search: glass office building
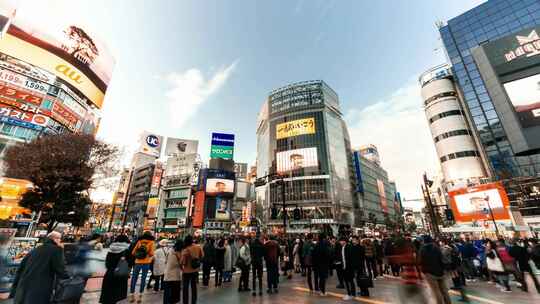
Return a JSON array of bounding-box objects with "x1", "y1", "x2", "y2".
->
[
  {"x1": 440, "y1": 0, "x2": 540, "y2": 178},
  {"x1": 256, "y1": 80, "x2": 356, "y2": 232}
]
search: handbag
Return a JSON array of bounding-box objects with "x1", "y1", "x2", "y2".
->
[
  {"x1": 114, "y1": 257, "x2": 130, "y2": 278},
  {"x1": 486, "y1": 251, "x2": 504, "y2": 273},
  {"x1": 357, "y1": 275, "x2": 374, "y2": 288},
  {"x1": 52, "y1": 276, "x2": 86, "y2": 303}
]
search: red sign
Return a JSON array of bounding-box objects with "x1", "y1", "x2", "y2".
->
[
  {"x1": 0, "y1": 104, "x2": 49, "y2": 126},
  {"x1": 0, "y1": 82, "x2": 43, "y2": 105},
  {"x1": 448, "y1": 182, "x2": 511, "y2": 223},
  {"x1": 192, "y1": 191, "x2": 205, "y2": 228},
  {"x1": 52, "y1": 101, "x2": 80, "y2": 124},
  {"x1": 0, "y1": 96, "x2": 50, "y2": 115}
]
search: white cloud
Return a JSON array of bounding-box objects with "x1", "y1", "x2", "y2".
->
[
  {"x1": 166, "y1": 61, "x2": 238, "y2": 127},
  {"x1": 346, "y1": 80, "x2": 440, "y2": 209}
]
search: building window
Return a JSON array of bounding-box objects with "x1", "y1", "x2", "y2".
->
[
  {"x1": 440, "y1": 150, "x2": 480, "y2": 163},
  {"x1": 433, "y1": 129, "x2": 472, "y2": 143},
  {"x1": 429, "y1": 110, "x2": 463, "y2": 124}
]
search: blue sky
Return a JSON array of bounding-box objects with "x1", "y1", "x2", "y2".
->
[{"x1": 18, "y1": 0, "x2": 485, "y2": 203}]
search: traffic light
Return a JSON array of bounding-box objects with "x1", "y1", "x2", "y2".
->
[
  {"x1": 270, "y1": 207, "x2": 278, "y2": 219},
  {"x1": 444, "y1": 208, "x2": 454, "y2": 221},
  {"x1": 293, "y1": 207, "x2": 301, "y2": 221}
]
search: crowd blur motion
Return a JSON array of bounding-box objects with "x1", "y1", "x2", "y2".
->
[{"x1": 2, "y1": 229, "x2": 540, "y2": 304}]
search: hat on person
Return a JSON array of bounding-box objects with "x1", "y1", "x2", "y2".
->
[{"x1": 159, "y1": 239, "x2": 168, "y2": 247}]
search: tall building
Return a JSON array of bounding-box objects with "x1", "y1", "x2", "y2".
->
[
  {"x1": 125, "y1": 163, "x2": 156, "y2": 233},
  {"x1": 419, "y1": 64, "x2": 487, "y2": 189},
  {"x1": 256, "y1": 80, "x2": 356, "y2": 234},
  {"x1": 352, "y1": 147, "x2": 401, "y2": 226},
  {"x1": 439, "y1": 0, "x2": 540, "y2": 178}
]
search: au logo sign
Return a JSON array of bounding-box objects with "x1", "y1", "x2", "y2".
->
[{"x1": 55, "y1": 65, "x2": 83, "y2": 84}]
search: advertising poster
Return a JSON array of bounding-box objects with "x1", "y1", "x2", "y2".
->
[
  {"x1": 215, "y1": 197, "x2": 231, "y2": 220},
  {"x1": 7, "y1": 237, "x2": 38, "y2": 264},
  {"x1": 146, "y1": 197, "x2": 159, "y2": 219},
  {"x1": 210, "y1": 132, "x2": 234, "y2": 160},
  {"x1": 149, "y1": 166, "x2": 163, "y2": 196},
  {"x1": 276, "y1": 117, "x2": 315, "y2": 139},
  {"x1": 503, "y1": 73, "x2": 540, "y2": 127},
  {"x1": 276, "y1": 147, "x2": 318, "y2": 173},
  {"x1": 377, "y1": 179, "x2": 388, "y2": 213},
  {"x1": 164, "y1": 138, "x2": 198, "y2": 156},
  {"x1": 192, "y1": 191, "x2": 205, "y2": 228},
  {"x1": 138, "y1": 131, "x2": 163, "y2": 158},
  {"x1": 206, "y1": 178, "x2": 234, "y2": 196},
  {"x1": 448, "y1": 182, "x2": 511, "y2": 223}
]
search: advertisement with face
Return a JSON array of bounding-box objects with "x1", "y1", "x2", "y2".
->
[
  {"x1": 206, "y1": 178, "x2": 234, "y2": 196},
  {"x1": 276, "y1": 147, "x2": 318, "y2": 173},
  {"x1": 164, "y1": 138, "x2": 198, "y2": 156},
  {"x1": 215, "y1": 197, "x2": 231, "y2": 220},
  {"x1": 503, "y1": 73, "x2": 540, "y2": 128},
  {"x1": 448, "y1": 182, "x2": 511, "y2": 223}
]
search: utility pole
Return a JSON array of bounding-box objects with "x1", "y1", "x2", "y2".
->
[
  {"x1": 422, "y1": 173, "x2": 440, "y2": 237},
  {"x1": 279, "y1": 179, "x2": 287, "y2": 235}
]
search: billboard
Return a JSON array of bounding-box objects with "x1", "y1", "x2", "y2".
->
[
  {"x1": 138, "y1": 131, "x2": 163, "y2": 158},
  {"x1": 206, "y1": 178, "x2": 234, "y2": 196},
  {"x1": 233, "y1": 162, "x2": 248, "y2": 179},
  {"x1": 192, "y1": 191, "x2": 205, "y2": 228},
  {"x1": 276, "y1": 147, "x2": 318, "y2": 173},
  {"x1": 164, "y1": 138, "x2": 198, "y2": 156},
  {"x1": 210, "y1": 132, "x2": 234, "y2": 160},
  {"x1": 276, "y1": 117, "x2": 315, "y2": 139},
  {"x1": 146, "y1": 197, "x2": 159, "y2": 219},
  {"x1": 377, "y1": 179, "x2": 388, "y2": 213},
  {"x1": 448, "y1": 182, "x2": 511, "y2": 223},
  {"x1": 503, "y1": 74, "x2": 540, "y2": 128},
  {"x1": 0, "y1": 10, "x2": 115, "y2": 109},
  {"x1": 215, "y1": 197, "x2": 231, "y2": 220},
  {"x1": 149, "y1": 166, "x2": 163, "y2": 197}
]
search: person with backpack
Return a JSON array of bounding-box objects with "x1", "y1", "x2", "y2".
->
[
  {"x1": 237, "y1": 237, "x2": 251, "y2": 292},
  {"x1": 419, "y1": 235, "x2": 451, "y2": 304},
  {"x1": 100, "y1": 235, "x2": 131, "y2": 304},
  {"x1": 180, "y1": 235, "x2": 203, "y2": 304},
  {"x1": 152, "y1": 239, "x2": 170, "y2": 292},
  {"x1": 129, "y1": 231, "x2": 156, "y2": 303},
  {"x1": 163, "y1": 239, "x2": 184, "y2": 304}
]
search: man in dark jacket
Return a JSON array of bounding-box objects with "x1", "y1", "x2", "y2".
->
[
  {"x1": 10, "y1": 231, "x2": 69, "y2": 304},
  {"x1": 302, "y1": 234, "x2": 318, "y2": 292},
  {"x1": 264, "y1": 236, "x2": 280, "y2": 294},
  {"x1": 509, "y1": 239, "x2": 540, "y2": 293},
  {"x1": 202, "y1": 238, "x2": 216, "y2": 287},
  {"x1": 312, "y1": 233, "x2": 331, "y2": 296},
  {"x1": 250, "y1": 236, "x2": 265, "y2": 296},
  {"x1": 419, "y1": 235, "x2": 450, "y2": 304},
  {"x1": 461, "y1": 238, "x2": 478, "y2": 280},
  {"x1": 332, "y1": 237, "x2": 345, "y2": 289},
  {"x1": 340, "y1": 237, "x2": 357, "y2": 300}
]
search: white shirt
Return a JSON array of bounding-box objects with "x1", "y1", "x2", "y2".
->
[{"x1": 342, "y1": 245, "x2": 346, "y2": 270}]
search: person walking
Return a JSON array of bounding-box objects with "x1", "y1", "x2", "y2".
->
[
  {"x1": 303, "y1": 234, "x2": 318, "y2": 293},
  {"x1": 10, "y1": 231, "x2": 69, "y2": 304},
  {"x1": 237, "y1": 238, "x2": 251, "y2": 292},
  {"x1": 214, "y1": 239, "x2": 225, "y2": 287},
  {"x1": 486, "y1": 240, "x2": 511, "y2": 292},
  {"x1": 129, "y1": 231, "x2": 155, "y2": 303},
  {"x1": 99, "y1": 235, "x2": 131, "y2": 304},
  {"x1": 201, "y1": 238, "x2": 215, "y2": 287},
  {"x1": 312, "y1": 233, "x2": 331, "y2": 296},
  {"x1": 152, "y1": 239, "x2": 170, "y2": 292},
  {"x1": 223, "y1": 239, "x2": 233, "y2": 283},
  {"x1": 332, "y1": 237, "x2": 345, "y2": 289},
  {"x1": 250, "y1": 235, "x2": 265, "y2": 296},
  {"x1": 419, "y1": 235, "x2": 451, "y2": 304},
  {"x1": 264, "y1": 236, "x2": 280, "y2": 294},
  {"x1": 363, "y1": 238, "x2": 378, "y2": 280},
  {"x1": 180, "y1": 235, "x2": 203, "y2": 304},
  {"x1": 441, "y1": 239, "x2": 468, "y2": 302},
  {"x1": 461, "y1": 237, "x2": 478, "y2": 281},
  {"x1": 508, "y1": 239, "x2": 534, "y2": 292},
  {"x1": 340, "y1": 237, "x2": 357, "y2": 301},
  {"x1": 163, "y1": 240, "x2": 184, "y2": 304}
]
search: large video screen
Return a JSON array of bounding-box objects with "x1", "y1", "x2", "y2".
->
[
  {"x1": 449, "y1": 183, "x2": 511, "y2": 223},
  {"x1": 503, "y1": 73, "x2": 540, "y2": 128},
  {"x1": 206, "y1": 178, "x2": 234, "y2": 196},
  {"x1": 276, "y1": 147, "x2": 318, "y2": 173}
]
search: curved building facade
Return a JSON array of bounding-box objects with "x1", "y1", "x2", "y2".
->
[
  {"x1": 420, "y1": 65, "x2": 486, "y2": 187},
  {"x1": 256, "y1": 80, "x2": 355, "y2": 233}
]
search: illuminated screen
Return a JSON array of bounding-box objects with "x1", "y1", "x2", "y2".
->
[
  {"x1": 503, "y1": 73, "x2": 540, "y2": 128},
  {"x1": 276, "y1": 118, "x2": 315, "y2": 139},
  {"x1": 206, "y1": 178, "x2": 234, "y2": 196},
  {"x1": 449, "y1": 183, "x2": 511, "y2": 223},
  {"x1": 276, "y1": 147, "x2": 318, "y2": 173}
]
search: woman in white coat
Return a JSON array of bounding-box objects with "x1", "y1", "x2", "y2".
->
[
  {"x1": 223, "y1": 239, "x2": 233, "y2": 282},
  {"x1": 163, "y1": 240, "x2": 183, "y2": 304},
  {"x1": 152, "y1": 239, "x2": 170, "y2": 292}
]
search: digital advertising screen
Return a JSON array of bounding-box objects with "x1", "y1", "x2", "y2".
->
[
  {"x1": 276, "y1": 117, "x2": 315, "y2": 139},
  {"x1": 205, "y1": 178, "x2": 234, "y2": 196},
  {"x1": 215, "y1": 197, "x2": 231, "y2": 220},
  {"x1": 448, "y1": 182, "x2": 511, "y2": 223},
  {"x1": 503, "y1": 74, "x2": 540, "y2": 128},
  {"x1": 276, "y1": 147, "x2": 318, "y2": 173}
]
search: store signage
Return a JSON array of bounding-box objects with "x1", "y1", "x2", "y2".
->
[
  {"x1": 0, "y1": 115, "x2": 43, "y2": 131},
  {"x1": 311, "y1": 218, "x2": 334, "y2": 224},
  {"x1": 276, "y1": 117, "x2": 315, "y2": 139},
  {"x1": 0, "y1": 96, "x2": 48, "y2": 115},
  {"x1": 211, "y1": 132, "x2": 235, "y2": 146},
  {"x1": 505, "y1": 29, "x2": 540, "y2": 62},
  {"x1": 210, "y1": 132, "x2": 234, "y2": 160},
  {"x1": 0, "y1": 68, "x2": 25, "y2": 87},
  {"x1": 0, "y1": 104, "x2": 48, "y2": 127},
  {"x1": 52, "y1": 101, "x2": 80, "y2": 125},
  {"x1": 146, "y1": 134, "x2": 160, "y2": 147},
  {"x1": 0, "y1": 82, "x2": 43, "y2": 105},
  {"x1": 210, "y1": 145, "x2": 234, "y2": 159}
]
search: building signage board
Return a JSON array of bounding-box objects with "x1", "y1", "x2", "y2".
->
[
  {"x1": 276, "y1": 117, "x2": 315, "y2": 139},
  {"x1": 210, "y1": 132, "x2": 234, "y2": 160},
  {"x1": 138, "y1": 131, "x2": 163, "y2": 158},
  {"x1": 276, "y1": 147, "x2": 318, "y2": 173},
  {"x1": 164, "y1": 138, "x2": 198, "y2": 156},
  {"x1": 448, "y1": 182, "x2": 511, "y2": 223}
]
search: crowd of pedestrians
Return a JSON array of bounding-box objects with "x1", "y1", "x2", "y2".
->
[{"x1": 4, "y1": 229, "x2": 540, "y2": 304}]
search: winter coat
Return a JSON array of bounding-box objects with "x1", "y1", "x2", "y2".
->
[
  {"x1": 202, "y1": 242, "x2": 216, "y2": 265},
  {"x1": 302, "y1": 241, "x2": 315, "y2": 266},
  {"x1": 419, "y1": 243, "x2": 445, "y2": 277},
  {"x1": 131, "y1": 238, "x2": 155, "y2": 265},
  {"x1": 250, "y1": 239, "x2": 265, "y2": 266},
  {"x1": 153, "y1": 247, "x2": 170, "y2": 276},
  {"x1": 263, "y1": 240, "x2": 280, "y2": 265},
  {"x1": 312, "y1": 240, "x2": 332, "y2": 275},
  {"x1": 239, "y1": 244, "x2": 251, "y2": 266},
  {"x1": 509, "y1": 244, "x2": 530, "y2": 272},
  {"x1": 180, "y1": 244, "x2": 203, "y2": 274},
  {"x1": 224, "y1": 245, "x2": 233, "y2": 271},
  {"x1": 293, "y1": 243, "x2": 301, "y2": 266},
  {"x1": 341, "y1": 243, "x2": 359, "y2": 271},
  {"x1": 215, "y1": 246, "x2": 225, "y2": 270},
  {"x1": 99, "y1": 242, "x2": 130, "y2": 304},
  {"x1": 164, "y1": 251, "x2": 182, "y2": 282},
  {"x1": 11, "y1": 238, "x2": 69, "y2": 304},
  {"x1": 461, "y1": 242, "x2": 478, "y2": 259}
]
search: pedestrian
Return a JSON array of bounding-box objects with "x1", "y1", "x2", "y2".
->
[
  {"x1": 129, "y1": 231, "x2": 156, "y2": 303},
  {"x1": 419, "y1": 235, "x2": 451, "y2": 304},
  {"x1": 340, "y1": 237, "x2": 357, "y2": 301},
  {"x1": 214, "y1": 239, "x2": 225, "y2": 287},
  {"x1": 152, "y1": 239, "x2": 170, "y2": 292},
  {"x1": 99, "y1": 234, "x2": 131, "y2": 304},
  {"x1": 303, "y1": 234, "x2": 318, "y2": 293},
  {"x1": 250, "y1": 235, "x2": 265, "y2": 296},
  {"x1": 461, "y1": 237, "x2": 478, "y2": 281},
  {"x1": 351, "y1": 235, "x2": 369, "y2": 296},
  {"x1": 332, "y1": 236, "x2": 345, "y2": 288},
  {"x1": 180, "y1": 235, "x2": 204, "y2": 304},
  {"x1": 10, "y1": 231, "x2": 70, "y2": 304},
  {"x1": 392, "y1": 235, "x2": 425, "y2": 304},
  {"x1": 163, "y1": 239, "x2": 184, "y2": 304},
  {"x1": 223, "y1": 239, "x2": 233, "y2": 283},
  {"x1": 201, "y1": 238, "x2": 215, "y2": 287},
  {"x1": 486, "y1": 240, "x2": 511, "y2": 292},
  {"x1": 237, "y1": 237, "x2": 251, "y2": 292},
  {"x1": 363, "y1": 238, "x2": 378, "y2": 280},
  {"x1": 441, "y1": 239, "x2": 468, "y2": 302},
  {"x1": 312, "y1": 233, "x2": 331, "y2": 296},
  {"x1": 374, "y1": 239, "x2": 384, "y2": 277},
  {"x1": 264, "y1": 236, "x2": 280, "y2": 294}
]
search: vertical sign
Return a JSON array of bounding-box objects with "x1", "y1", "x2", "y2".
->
[
  {"x1": 210, "y1": 132, "x2": 235, "y2": 159},
  {"x1": 377, "y1": 179, "x2": 388, "y2": 213},
  {"x1": 192, "y1": 191, "x2": 205, "y2": 228}
]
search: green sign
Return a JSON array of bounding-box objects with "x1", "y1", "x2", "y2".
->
[{"x1": 210, "y1": 145, "x2": 234, "y2": 159}]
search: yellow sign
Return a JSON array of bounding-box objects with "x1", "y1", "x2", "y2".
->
[
  {"x1": 276, "y1": 118, "x2": 315, "y2": 139},
  {"x1": 146, "y1": 197, "x2": 160, "y2": 219},
  {"x1": 0, "y1": 178, "x2": 32, "y2": 219},
  {"x1": 0, "y1": 33, "x2": 106, "y2": 108}
]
